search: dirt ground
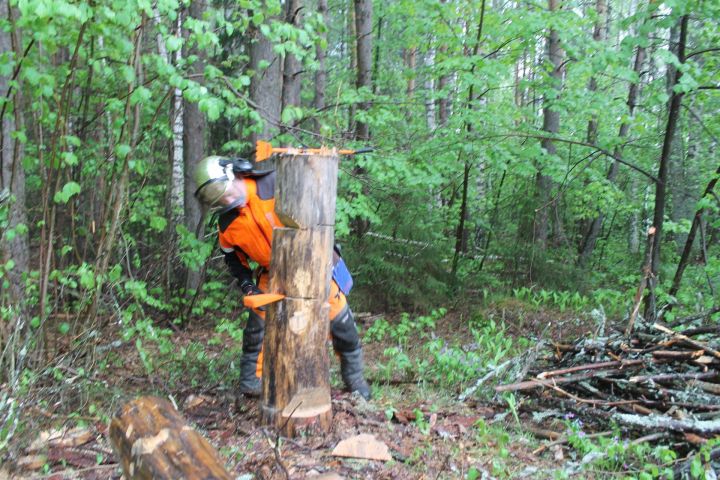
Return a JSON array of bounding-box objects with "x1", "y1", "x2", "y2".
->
[{"x1": 4, "y1": 305, "x2": 598, "y2": 479}]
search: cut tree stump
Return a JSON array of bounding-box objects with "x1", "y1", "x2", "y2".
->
[
  {"x1": 109, "y1": 396, "x2": 233, "y2": 480},
  {"x1": 261, "y1": 152, "x2": 338, "y2": 436}
]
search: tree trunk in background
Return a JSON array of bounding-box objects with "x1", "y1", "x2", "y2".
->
[
  {"x1": 584, "y1": 0, "x2": 606, "y2": 145},
  {"x1": 424, "y1": 48, "x2": 436, "y2": 131},
  {"x1": 578, "y1": 33, "x2": 646, "y2": 266},
  {"x1": 404, "y1": 47, "x2": 416, "y2": 119},
  {"x1": 668, "y1": 161, "x2": 720, "y2": 304},
  {"x1": 312, "y1": 0, "x2": 328, "y2": 134},
  {"x1": 155, "y1": 9, "x2": 185, "y2": 294},
  {"x1": 281, "y1": 0, "x2": 302, "y2": 130},
  {"x1": 170, "y1": 14, "x2": 184, "y2": 233},
  {"x1": 0, "y1": 0, "x2": 29, "y2": 377},
  {"x1": 347, "y1": 0, "x2": 357, "y2": 134},
  {"x1": 183, "y1": 0, "x2": 207, "y2": 295},
  {"x1": 643, "y1": 14, "x2": 688, "y2": 321},
  {"x1": 249, "y1": 15, "x2": 282, "y2": 146},
  {"x1": 669, "y1": 97, "x2": 701, "y2": 247},
  {"x1": 354, "y1": 0, "x2": 372, "y2": 141},
  {"x1": 437, "y1": 44, "x2": 449, "y2": 126},
  {"x1": 534, "y1": 0, "x2": 564, "y2": 250}
]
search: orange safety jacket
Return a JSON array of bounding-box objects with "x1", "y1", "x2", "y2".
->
[{"x1": 218, "y1": 172, "x2": 280, "y2": 270}]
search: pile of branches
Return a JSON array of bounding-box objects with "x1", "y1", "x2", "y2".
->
[{"x1": 496, "y1": 319, "x2": 720, "y2": 445}]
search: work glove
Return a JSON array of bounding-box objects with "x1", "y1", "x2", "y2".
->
[{"x1": 239, "y1": 280, "x2": 262, "y2": 296}]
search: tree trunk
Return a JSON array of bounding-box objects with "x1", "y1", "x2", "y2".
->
[
  {"x1": 0, "y1": 0, "x2": 29, "y2": 378},
  {"x1": 182, "y1": 1, "x2": 207, "y2": 296},
  {"x1": 281, "y1": 0, "x2": 302, "y2": 129},
  {"x1": 312, "y1": 0, "x2": 328, "y2": 134},
  {"x1": 354, "y1": 0, "x2": 372, "y2": 140},
  {"x1": 534, "y1": 0, "x2": 564, "y2": 250},
  {"x1": 109, "y1": 396, "x2": 233, "y2": 480},
  {"x1": 437, "y1": 44, "x2": 449, "y2": 126},
  {"x1": 249, "y1": 15, "x2": 282, "y2": 145},
  {"x1": 584, "y1": 0, "x2": 606, "y2": 145},
  {"x1": 424, "y1": 48, "x2": 436, "y2": 131},
  {"x1": 261, "y1": 153, "x2": 337, "y2": 436},
  {"x1": 643, "y1": 14, "x2": 689, "y2": 320}
]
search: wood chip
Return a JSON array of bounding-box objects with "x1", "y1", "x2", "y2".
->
[
  {"x1": 28, "y1": 427, "x2": 94, "y2": 452},
  {"x1": 331, "y1": 433, "x2": 392, "y2": 461}
]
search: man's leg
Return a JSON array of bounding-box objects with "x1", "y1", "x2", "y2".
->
[
  {"x1": 329, "y1": 284, "x2": 371, "y2": 400},
  {"x1": 238, "y1": 308, "x2": 264, "y2": 396},
  {"x1": 239, "y1": 273, "x2": 268, "y2": 396}
]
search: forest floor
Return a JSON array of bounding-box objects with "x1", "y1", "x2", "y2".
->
[{"x1": 4, "y1": 302, "x2": 661, "y2": 479}]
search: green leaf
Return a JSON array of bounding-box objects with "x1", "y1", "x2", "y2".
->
[
  {"x1": 150, "y1": 216, "x2": 167, "y2": 232},
  {"x1": 58, "y1": 323, "x2": 70, "y2": 335},
  {"x1": 166, "y1": 36, "x2": 183, "y2": 52},
  {"x1": 53, "y1": 182, "x2": 81, "y2": 204},
  {"x1": 116, "y1": 144, "x2": 131, "y2": 160}
]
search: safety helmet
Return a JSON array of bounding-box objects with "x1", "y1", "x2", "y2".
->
[{"x1": 194, "y1": 156, "x2": 236, "y2": 212}]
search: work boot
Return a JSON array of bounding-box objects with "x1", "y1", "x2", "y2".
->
[
  {"x1": 238, "y1": 310, "x2": 264, "y2": 397},
  {"x1": 339, "y1": 348, "x2": 371, "y2": 400},
  {"x1": 331, "y1": 306, "x2": 371, "y2": 400}
]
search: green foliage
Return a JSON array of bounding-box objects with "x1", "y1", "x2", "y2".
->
[{"x1": 367, "y1": 310, "x2": 522, "y2": 392}]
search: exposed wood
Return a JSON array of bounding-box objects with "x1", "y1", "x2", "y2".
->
[
  {"x1": 332, "y1": 434, "x2": 392, "y2": 461},
  {"x1": 108, "y1": 396, "x2": 232, "y2": 480},
  {"x1": 652, "y1": 323, "x2": 720, "y2": 359},
  {"x1": 261, "y1": 153, "x2": 339, "y2": 436}
]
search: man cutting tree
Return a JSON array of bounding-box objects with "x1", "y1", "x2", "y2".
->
[{"x1": 193, "y1": 155, "x2": 371, "y2": 400}]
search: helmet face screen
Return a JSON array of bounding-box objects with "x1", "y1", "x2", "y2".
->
[{"x1": 197, "y1": 178, "x2": 230, "y2": 207}]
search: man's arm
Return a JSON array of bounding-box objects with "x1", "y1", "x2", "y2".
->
[{"x1": 224, "y1": 251, "x2": 262, "y2": 295}]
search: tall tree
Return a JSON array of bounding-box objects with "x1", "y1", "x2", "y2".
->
[
  {"x1": 354, "y1": 0, "x2": 373, "y2": 140},
  {"x1": 0, "y1": 0, "x2": 29, "y2": 376},
  {"x1": 644, "y1": 14, "x2": 689, "y2": 320},
  {"x1": 312, "y1": 0, "x2": 328, "y2": 134},
  {"x1": 249, "y1": 13, "x2": 282, "y2": 146},
  {"x1": 281, "y1": 0, "x2": 303, "y2": 127},
  {"x1": 534, "y1": 0, "x2": 564, "y2": 250},
  {"x1": 183, "y1": 0, "x2": 208, "y2": 295}
]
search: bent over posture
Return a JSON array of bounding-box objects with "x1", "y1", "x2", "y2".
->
[{"x1": 194, "y1": 156, "x2": 371, "y2": 400}]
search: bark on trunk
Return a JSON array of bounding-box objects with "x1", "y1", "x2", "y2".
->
[
  {"x1": 643, "y1": 14, "x2": 689, "y2": 320},
  {"x1": 534, "y1": 0, "x2": 564, "y2": 250},
  {"x1": 0, "y1": 0, "x2": 29, "y2": 378},
  {"x1": 312, "y1": 0, "x2": 328, "y2": 134},
  {"x1": 249, "y1": 17, "x2": 282, "y2": 145},
  {"x1": 281, "y1": 0, "x2": 302, "y2": 130}
]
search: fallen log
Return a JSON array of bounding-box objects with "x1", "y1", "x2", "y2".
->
[
  {"x1": 614, "y1": 413, "x2": 720, "y2": 434},
  {"x1": 109, "y1": 396, "x2": 233, "y2": 480}
]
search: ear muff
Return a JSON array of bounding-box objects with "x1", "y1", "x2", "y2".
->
[{"x1": 219, "y1": 157, "x2": 253, "y2": 175}]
